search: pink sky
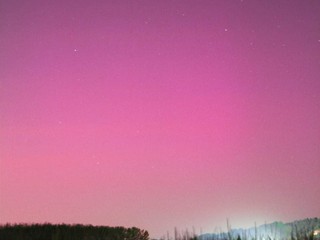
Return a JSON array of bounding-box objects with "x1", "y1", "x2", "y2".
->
[{"x1": 1, "y1": 0, "x2": 320, "y2": 238}]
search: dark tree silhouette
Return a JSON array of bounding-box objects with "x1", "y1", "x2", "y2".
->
[{"x1": 0, "y1": 223, "x2": 149, "y2": 240}]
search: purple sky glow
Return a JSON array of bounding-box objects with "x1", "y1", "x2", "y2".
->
[{"x1": 1, "y1": 0, "x2": 320, "y2": 238}]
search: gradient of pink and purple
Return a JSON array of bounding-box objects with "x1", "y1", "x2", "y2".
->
[{"x1": 1, "y1": 0, "x2": 320, "y2": 238}]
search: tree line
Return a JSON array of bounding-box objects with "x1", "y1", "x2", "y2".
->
[{"x1": 0, "y1": 223, "x2": 149, "y2": 240}]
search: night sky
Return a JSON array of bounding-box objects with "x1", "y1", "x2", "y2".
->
[{"x1": 1, "y1": 0, "x2": 320, "y2": 238}]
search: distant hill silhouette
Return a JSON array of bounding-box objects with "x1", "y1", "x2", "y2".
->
[
  {"x1": 199, "y1": 217, "x2": 320, "y2": 240},
  {"x1": 0, "y1": 223, "x2": 149, "y2": 240}
]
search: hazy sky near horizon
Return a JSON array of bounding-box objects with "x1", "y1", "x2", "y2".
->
[{"x1": 1, "y1": 0, "x2": 320, "y2": 238}]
